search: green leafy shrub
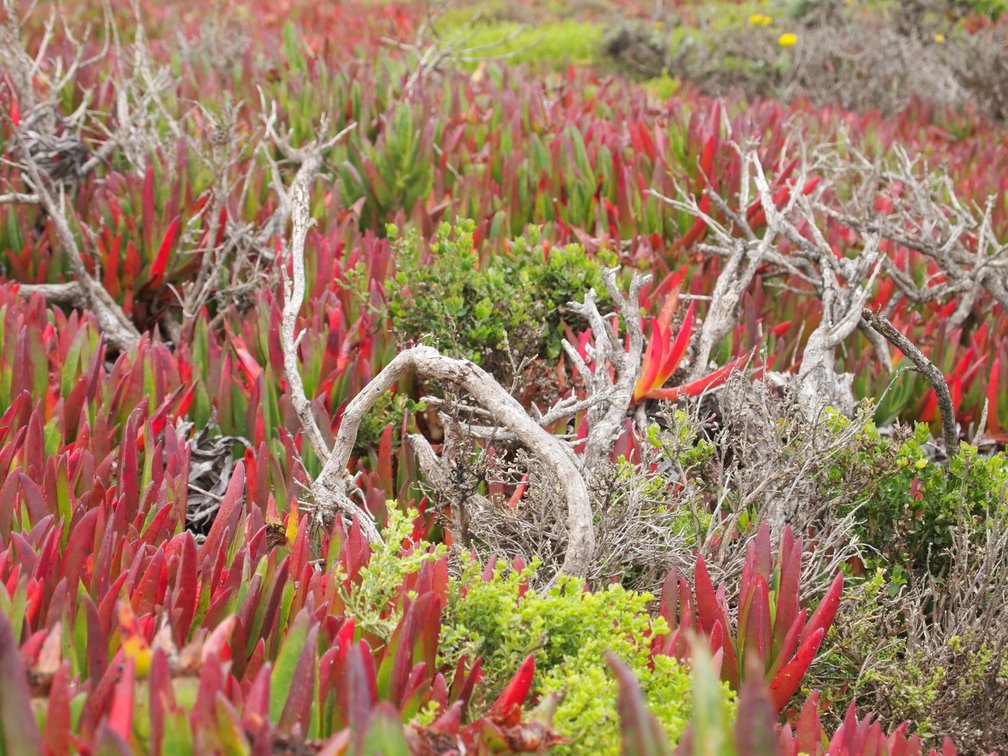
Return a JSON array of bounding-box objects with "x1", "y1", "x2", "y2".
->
[
  {"x1": 828, "y1": 420, "x2": 1008, "y2": 576},
  {"x1": 438, "y1": 556, "x2": 727, "y2": 753},
  {"x1": 338, "y1": 508, "x2": 446, "y2": 640},
  {"x1": 387, "y1": 220, "x2": 611, "y2": 377}
]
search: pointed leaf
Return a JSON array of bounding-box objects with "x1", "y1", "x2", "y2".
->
[
  {"x1": 0, "y1": 612, "x2": 42, "y2": 753},
  {"x1": 605, "y1": 653, "x2": 672, "y2": 756}
]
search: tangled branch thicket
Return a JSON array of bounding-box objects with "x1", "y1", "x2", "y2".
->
[{"x1": 814, "y1": 504, "x2": 1008, "y2": 752}]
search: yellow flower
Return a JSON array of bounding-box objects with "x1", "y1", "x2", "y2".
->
[
  {"x1": 123, "y1": 634, "x2": 153, "y2": 678},
  {"x1": 286, "y1": 498, "x2": 300, "y2": 546},
  {"x1": 934, "y1": 32, "x2": 945, "y2": 43},
  {"x1": 777, "y1": 32, "x2": 798, "y2": 47},
  {"x1": 748, "y1": 14, "x2": 773, "y2": 26},
  {"x1": 915, "y1": 457, "x2": 928, "y2": 470}
]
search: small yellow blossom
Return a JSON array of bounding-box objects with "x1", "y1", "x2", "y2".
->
[
  {"x1": 915, "y1": 457, "x2": 928, "y2": 469},
  {"x1": 286, "y1": 497, "x2": 300, "y2": 546},
  {"x1": 777, "y1": 32, "x2": 798, "y2": 47},
  {"x1": 122, "y1": 634, "x2": 153, "y2": 678},
  {"x1": 748, "y1": 14, "x2": 773, "y2": 26},
  {"x1": 934, "y1": 32, "x2": 945, "y2": 43}
]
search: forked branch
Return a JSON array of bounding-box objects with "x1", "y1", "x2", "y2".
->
[{"x1": 313, "y1": 345, "x2": 596, "y2": 577}]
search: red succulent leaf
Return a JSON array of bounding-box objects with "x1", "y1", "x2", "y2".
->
[
  {"x1": 489, "y1": 654, "x2": 535, "y2": 720},
  {"x1": 799, "y1": 572, "x2": 843, "y2": 647},
  {"x1": 733, "y1": 672, "x2": 779, "y2": 756},
  {"x1": 794, "y1": 691, "x2": 824, "y2": 754},
  {"x1": 108, "y1": 657, "x2": 136, "y2": 743},
  {"x1": 769, "y1": 627, "x2": 825, "y2": 711},
  {"x1": 148, "y1": 216, "x2": 180, "y2": 289},
  {"x1": 0, "y1": 612, "x2": 42, "y2": 753},
  {"x1": 606, "y1": 652, "x2": 672, "y2": 756},
  {"x1": 989, "y1": 355, "x2": 1003, "y2": 435},
  {"x1": 198, "y1": 461, "x2": 245, "y2": 563},
  {"x1": 656, "y1": 301, "x2": 695, "y2": 385},
  {"x1": 645, "y1": 349, "x2": 754, "y2": 402}
]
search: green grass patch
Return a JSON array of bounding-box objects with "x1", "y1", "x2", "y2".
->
[{"x1": 439, "y1": 19, "x2": 603, "y2": 68}]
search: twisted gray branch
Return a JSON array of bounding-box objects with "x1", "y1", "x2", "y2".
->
[
  {"x1": 314, "y1": 345, "x2": 596, "y2": 577},
  {"x1": 862, "y1": 308, "x2": 960, "y2": 457}
]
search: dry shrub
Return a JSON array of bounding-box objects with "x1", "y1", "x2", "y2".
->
[
  {"x1": 455, "y1": 441, "x2": 699, "y2": 591},
  {"x1": 947, "y1": 25, "x2": 1008, "y2": 121},
  {"x1": 783, "y1": 21, "x2": 965, "y2": 115},
  {"x1": 611, "y1": 1, "x2": 1008, "y2": 122},
  {"x1": 814, "y1": 507, "x2": 1008, "y2": 753},
  {"x1": 686, "y1": 376, "x2": 867, "y2": 596},
  {"x1": 435, "y1": 375, "x2": 870, "y2": 598}
]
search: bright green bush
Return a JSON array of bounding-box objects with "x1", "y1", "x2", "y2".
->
[
  {"x1": 438, "y1": 556, "x2": 729, "y2": 754},
  {"x1": 387, "y1": 220, "x2": 612, "y2": 375}
]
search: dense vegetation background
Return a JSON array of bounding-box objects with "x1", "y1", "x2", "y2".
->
[{"x1": 0, "y1": 0, "x2": 1007, "y2": 753}]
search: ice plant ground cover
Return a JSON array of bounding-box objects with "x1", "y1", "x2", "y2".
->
[{"x1": 0, "y1": 0, "x2": 1007, "y2": 752}]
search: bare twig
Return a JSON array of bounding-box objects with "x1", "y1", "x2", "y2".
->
[
  {"x1": 266, "y1": 111, "x2": 364, "y2": 536},
  {"x1": 565, "y1": 269, "x2": 649, "y2": 471},
  {"x1": 861, "y1": 308, "x2": 960, "y2": 456},
  {"x1": 826, "y1": 146, "x2": 1008, "y2": 330},
  {"x1": 16, "y1": 151, "x2": 141, "y2": 350},
  {"x1": 407, "y1": 431, "x2": 492, "y2": 547},
  {"x1": 14, "y1": 281, "x2": 84, "y2": 306},
  {"x1": 280, "y1": 175, "x2": 331, "y2": 463}
]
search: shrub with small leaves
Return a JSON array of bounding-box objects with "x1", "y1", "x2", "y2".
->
[
  {"x1": 338, "y1": 508, "x2": 446, "y2": 640},
  {"x1": 386, "y1": 220, "x2": 611, "y2": 378},
  {"x1": 829, "y1": 421, "x2": 1008, "y2": 576},
  {"x1": 438, "y1": 556, "x2": 724, "y2": 753}
]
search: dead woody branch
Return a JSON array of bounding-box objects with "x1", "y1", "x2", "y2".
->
[
  {"x1": 655, "y1": 144, "x2": 893, "y2": 417},
  {"x1": 563, "y1": 268, "x2": 650, "y2": 471},
  {"x1": 282, "y1": 228, "x2": 649, "y2": 575},
  {"x1": 274, "y1": 115, "x2": 369, "y2": 539},
  {"x1": 397, "y1": 271, "x2": 649, "y2": 573},
  {"x1": 0, "y1": 0, "x2": 177, "y2": 350},
  {"x1": 312, "y1": 345, "x2": 597, "y2": 578},
  {"x1": 861, "y1": 308, "x2": 960, "y2": 456},
  {"x1": 825, "y1": 146, "x2": 1008, "y2": 331},
  {"x1": 10, "y1": 148, "x2": 142, "y2": 351}
]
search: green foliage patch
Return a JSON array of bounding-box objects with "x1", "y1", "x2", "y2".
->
[
  {"x1": 387, "y1": 220, "x2": 612, "y2": 375},
  {"x1": 437, "y1": 18, "x2": 603, "y2": 68},
  {"x1": 826, "y1": 419, "x2": 1008, "y2": 577},
  {"x1": 438, "y1": 556, "x2": 729, "y2": 754}
]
